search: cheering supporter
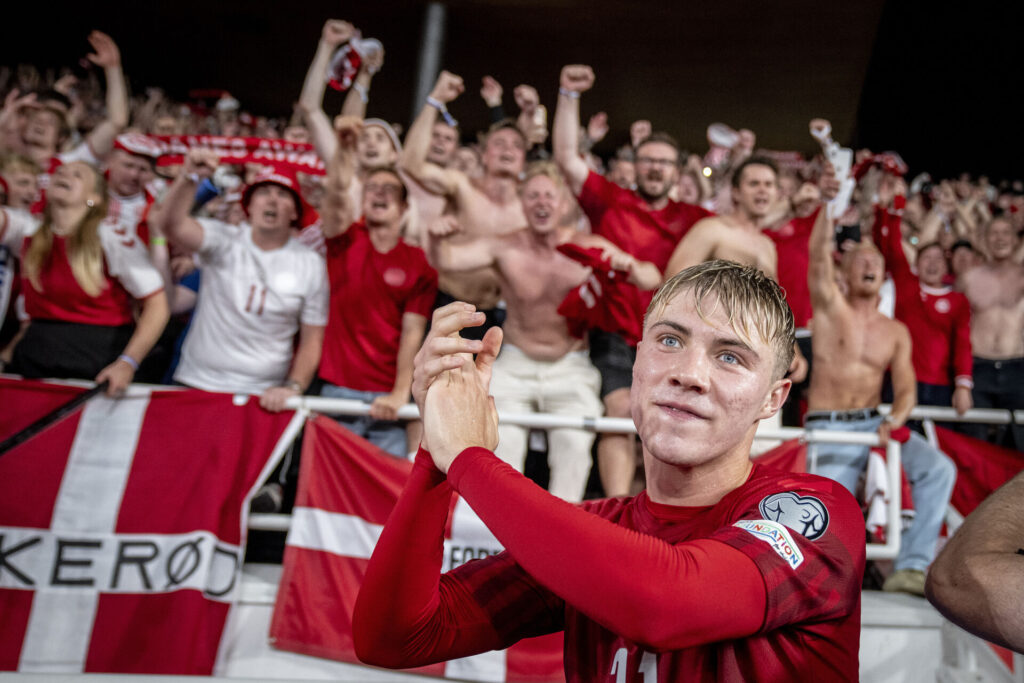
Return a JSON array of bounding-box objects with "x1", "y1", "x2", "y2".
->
[
  {"x1": 552, "y1": 64, "x2": 709, "y2": 496},
  {"x1": 0, "y1": 160, "x2": 168, "y2": 395},
  {"x1": 0, "y1": 155, "x2": 39, "y2": 210},
  {"x1": 958, "y1": 216, "x2": 1024, "y2": 449},
  {"x1": 427, "y1": 161, "x2": 659, "y2": 501},
  {"x1": 401, "y1": 71, "x2": 528, "y2": 341},
  {"x1": 805, "y1": 206, "x2": 955, "y2": 596},
  {"x1": 157, "y1": 149, "x2": 328, "y2": 412},
  {"x1": 316, "y1": 116, "x2": 437, "y2": 458},
  {"x1": 0, "y1": 32, "x2": 128, "y2": 185},
  {"x1": 870, "y1": 183, "x2": 974, "y2": 418}
]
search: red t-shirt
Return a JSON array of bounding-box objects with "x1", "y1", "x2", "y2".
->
[
  {"x1": 319, "y1": 221, "x2": 438, "y2": 392},
  {"x1": 0, "y1": 208, "x2": 163, "y2": 326},
  {"x1": 871, "y1": 207, "x2": 973, "y2": 385},
  {"x1": 355, "y1": 449, "x2": 865, "y2": 682},
  {"x1": 576, "y1": 172, "x2": 711, "y2": 342},
  {"x1": 765, "y1": 208, "x2": 819, "y2": 329}
]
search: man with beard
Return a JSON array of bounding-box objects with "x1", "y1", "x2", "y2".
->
[
  {"x1": 664, "y1": 157, "x2": 782, "y2": 279},
  {"x1": 553, "y1": 64, "x2": 710, "y2": 496},
  {"x1": 401, "y1": 71, "x2": 528, "y2": 341},
  {"x1": 958, "y1": 216, "x2": 1024, "y2": 448},
  {"x1": 806, "y1": 208, "x2": 955, "y2": 596},
  {"x1": 428, "y1": 162, "x2": 660, "y2": 501}
]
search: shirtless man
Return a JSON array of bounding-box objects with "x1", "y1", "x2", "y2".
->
[
  {"x1": 958, "y1": 216, "x2": 1024, "y2": 448},
  {"x1": 401, "y1": 71, "x2": 528, "y2": 340},
  {"x1": 664, "y1": 156, "x2": 780, "y2": 279},
  {"x1": 807, "y1": 208, "x2": 956, "y2": 596},
  {"x1": 553, "y1": 64, "x2": 709, "y2": 496},
  {"x1": 430, "y1": 162, "x2": 660, "y2": 501}
]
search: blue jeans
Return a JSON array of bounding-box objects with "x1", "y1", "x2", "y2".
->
[
  {"x1": 806, "y1": 411, "x2": 956, "y2": 572},
  {"x1": 319, "y1": 384, "x2": 407, "y2": 458}
]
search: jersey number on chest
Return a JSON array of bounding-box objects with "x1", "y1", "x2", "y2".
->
[
  {"x1": 245, "y1": 284, "x2": 267, "y2": 316},
  {"x1": 610, "y1": 647, "x2": 658, "y2": 682}
]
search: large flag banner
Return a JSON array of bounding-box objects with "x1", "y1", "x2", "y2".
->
[
  {"x1": 270, "y1": 414, "x2": 565, "y2": 682},
  {"x1": 933, "y1": 425, "x2": 1024, "y2": 516},
  {"x1": 0, "y1": 378, "x2": 296, "y2": 674}
]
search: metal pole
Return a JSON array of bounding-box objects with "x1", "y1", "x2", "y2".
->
[{"x1": 411, "y1": 2, "x2": 447, "y2": 124}]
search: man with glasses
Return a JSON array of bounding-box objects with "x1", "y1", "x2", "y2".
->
[
  {"x1": 553, "y1": 64, "x2": 711, "y2": 497},
  {"x1": 317, "y1": 117, "x2": 438, "y2": 457}
]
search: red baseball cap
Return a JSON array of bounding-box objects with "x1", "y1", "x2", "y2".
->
[{"x1": 241, "y1": 166, "x2": 309, "y2": 227}]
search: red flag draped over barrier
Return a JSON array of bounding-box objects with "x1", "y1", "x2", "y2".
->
[
  {"x1": 0, "y1": 379, "x2": 294, "y2": 674},
  {"x1": 933, "y1": 425, "x2": 1024, "y2": 516},
  {"x1": 269, "y1": 414, "x2": 565, "y2": 682}
]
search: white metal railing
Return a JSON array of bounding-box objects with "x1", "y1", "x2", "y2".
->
[{"x1": 254, "y1": 400, "x2": 1020, "y2": 559}]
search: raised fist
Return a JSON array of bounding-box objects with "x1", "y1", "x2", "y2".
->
[
  {"x1": 630, "y1": 119, "x2": 652, "y2": 148},
  {"x1": 184, "y1": 148, "x2": 220, "y2": 179},
  {"x1": 559, "y1": 65, "x2": 595, "y2": 94},
  {"x1": 333, "y1": 115, "x2": 363, "y2": 149},
  {"x1": 86, "y1": 31, "x2": 121, "y2": 69},
  {"x1": 322, "y1": 20, "x2": 356, "y2": 47},
  {"x1": 809, "y1": 118, "x2": 832, "y2": 143},
  {"x1": 430, "y1": 71, "x2": 464, "y2": 104},
  {"x1": 480, "y1": 76, "x2": 503, "y2": 107},
  {"x1": 587, "y1": 112, "x2": 609, "y2": 143},
  {"x1": 513, "y1": 84, "x2": 539, "y2": 114}
]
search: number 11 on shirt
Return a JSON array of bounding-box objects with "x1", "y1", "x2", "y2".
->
[{"x1": 610, "y1": 647, "x2": 657, "y2": 682}]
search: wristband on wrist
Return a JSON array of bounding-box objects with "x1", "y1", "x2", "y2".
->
[
  {"x1": 283, "y1": 379, "x2": 302, "y2": 392},
  {"x1": 186, "y1": 172, "x2": 201, "y2": 184},
  {"x1": 353, "y1": 82, "x2": 369, "y2": 104},
  {"x1": 425, "y1": 96, "x2": 458, "y2": 128},
  {"x1": 151, "y1": 236, "x2": 167, "y2": 246},
  {"x1": 117, "y1": 354, "x2": 139, "y2": 371},
  {"x1": 558, "y1": 87, "x2": 581, "y2": 100},
  {"x1": 955, "y1": 376, "x2": 974, "y2": 390}
]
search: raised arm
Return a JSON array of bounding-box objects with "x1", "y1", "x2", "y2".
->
[
  {"x1": 320, "y1": 116, "x2": 361, "y2": 239},
  {"x1": 575, "y1": 233, "x2": 663, "y2": 290},
  {"x1": 82, "y1": 31, "x2": 128, "y2": 159},
  {"x1": 663, "y1": 219, "x2": 718, "y2": 280},
  {"x1": 926, "y1": 469, "x2": 1024, "y2": 652},
  {"x1": 340, "y1": 46, "x2": 383, "y2": 119},
  {"x1": 298, "y1": 19, "x2": 356, "y2": 163},
  {"x1": 552, "y1": 65, "x2": 594, "y2": 196},
  {"x1": 808, "y1": 177, "x2": 842, "y2": 310},
  {"x1": 399, "y1": 71, "x2": 466, "y2": 197},
  {"x1": 156, "y1": 149, "x2": 219, "y2": 253}
]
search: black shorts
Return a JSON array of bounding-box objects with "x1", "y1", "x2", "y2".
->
[
  {"x1": 588, "y1": 329, "x2": 636, "y2": 399},
  {"x1": 9, "y1": 319, "x2": 133, "y2": 381},
  {"x1": 431, "y1": 290, "x2": 506, "y2": 342}
]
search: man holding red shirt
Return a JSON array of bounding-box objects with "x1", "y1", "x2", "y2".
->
[
  {"x1": 553, "y1": 64, "x2": 711, "y2": 496},
  {"x1": 354, "y1": 260, "x2": 865, "y2": 682}
]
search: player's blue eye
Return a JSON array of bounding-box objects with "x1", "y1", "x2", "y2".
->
[
  {"x1": 660, "y1": 336, "x2": 680, "y2": 348},
  {"x1": 720, "y1": 352, "x2": 739, "y2": 364}
]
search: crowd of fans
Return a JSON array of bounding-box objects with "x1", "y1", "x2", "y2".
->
[{"x1": 2, "y1": 23, "x2": 1024, "y2": 597}]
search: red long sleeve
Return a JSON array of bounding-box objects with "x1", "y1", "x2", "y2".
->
[
  {"x1": 353, "y1": 448, "x2": 510, "y2": 668},
  {"x1": 447, "y1": 447, "x2": 767, "y2": 650}
]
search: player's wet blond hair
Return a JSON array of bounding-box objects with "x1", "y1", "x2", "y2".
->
[{"x1": 645, "y1": 260, "x2": 795, "y2": 379}]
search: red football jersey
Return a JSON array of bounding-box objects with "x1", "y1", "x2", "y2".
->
[
  {"x1": 356, "y1": 448, "x2": 864, "y2": 683},
  {"x1": 872, "y1": 207, "x2": 972, "y2": 385},
  {"x1": 576, "y1": 172, "x2": 711, "y2": 339},
  {"x1": 765, "y1": 208, "x2": 819, "y2": 329},
  {"x1": 319, "y1": 221, "x2": 437, "y2": 392}
]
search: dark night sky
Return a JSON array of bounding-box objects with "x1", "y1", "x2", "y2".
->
[{"x1": 5, "y1": 1, "x2": 1023, "y2": 181}]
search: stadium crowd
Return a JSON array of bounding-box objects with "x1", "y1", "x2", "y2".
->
[{"x1": 2, "y1": 22, "x2": 1023, "y2": 601}]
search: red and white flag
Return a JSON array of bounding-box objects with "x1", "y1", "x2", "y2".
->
[
  {"x1": 0, "y1": 379, "x2": 297, "y2": 674},
  {"x1": 269, "y1": 414, "x2": 565, "y2": 682}
]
